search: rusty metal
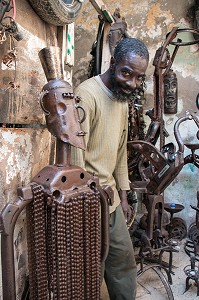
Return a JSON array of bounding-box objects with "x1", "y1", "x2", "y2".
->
[
  {"x1": 2, "y1": 49, "x2": 17, "y2": 67},
  {"x1": 164, "y1": 204, "x2": 186, "y2": 241},
  {"x1": 0, "y1": 187, "x2": 33, "y2": 300},
  {"x1": 164, "y1": 69, "x2": 178, "y2": 114},
  {"x1": 184, "y1": 254, "x2": 199, "y2": 296},
  {"x1": 129, "y1": 111, "x2": 199, "y2": 195},
  {"x1": 1, "y1": 17, "x2": 23, "y2": 42},
  {"x1": 149, "y1": 27, "x2": 179, "y2": 149},
  {"x1": 26, "y1": 181, "x2": 102, "y2": 300},
  {"x1": 167, "y1": 28, "x2": 199, "y2": 46},
  {"x1": 38, "y1": 46, "x2": 63, "y2": 81},
  {"x1": 127, "y1": 27, "x2": 182, "y2": 175},
  {"x1": 40, "y1": 84, "x2": 86, "y2": 149},
  {"x1": 128, "y1": 110, "x2": 199, "y2": 244},
  {"x1": 0, "y1": 0, "x2": 12, "y2": 24},
  {"x1": 135, "y1": 231, "x2": 178, "y2": 280},
  {"x1": 0, "y1": 46, "x2": 112, "y2": 300},
  {"x1": 108, "y1": 8, "x2": 128, "y2": 56},
  {"x1": 167, "y1": 217, "x2": 187, "y2": 241}
]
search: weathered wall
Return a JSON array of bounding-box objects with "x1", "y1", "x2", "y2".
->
[
  {"x1": 74, "y1": 0, "x2": 199, "y2": 227},
  {"x1": 0, "y1": 0, "x2": 55, "y2": 298}
]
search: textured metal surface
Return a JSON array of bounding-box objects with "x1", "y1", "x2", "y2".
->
[
  {"x1": 39, "y1": 47, "x2": 63, "y2": 81},
  {"x1": 0, "y1": 40, "x2": 112, "y2": 299},
  {"x1": 164, "y1": 69, "x2": 178, "y2": 114},
  {"x1": 40, "y1": 79, "x2": 86, "y2": 149},
  {"x1": 39, "y1": 46, "x2": 86, "y2": 150},
  {"x1": 26, "y1": 180, "x2": 102, "y2": 299},
  {"x1": 0, "y1": 164, "x2": 110, "y2": 300}
]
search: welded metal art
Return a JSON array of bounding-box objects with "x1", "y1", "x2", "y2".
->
[
  {"x1": 164, "y1": 69, "x2": 178, "y2": 114},
  {"x1": 0, "y1": 46, "x2": 112, "y2": 300}
]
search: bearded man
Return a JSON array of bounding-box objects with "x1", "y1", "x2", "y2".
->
[{"x1": 71, "y1": 37, "x2": 149, "y2": 300}]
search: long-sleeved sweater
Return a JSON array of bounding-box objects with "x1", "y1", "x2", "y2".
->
[{"x1": 71, "y1": 75, "x2": 130, "y2": 213}]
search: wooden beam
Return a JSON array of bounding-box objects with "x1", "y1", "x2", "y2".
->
[{"x1": 89, "y1": 0, "x2": 113, "y2": 23}]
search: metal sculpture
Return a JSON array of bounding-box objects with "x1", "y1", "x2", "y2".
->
[
  {"x1": 128, "y1": 27, "x2": 199, "y2": 239},
  {"x1": 0, "y1": 46, "x2": 112, "y2": 300},
  {"x1": 128, "y1": 27, "x2": 199, "y2": 280},
  {"x1": 164, "y1": 69, "x2": 178, "y2": 114}
]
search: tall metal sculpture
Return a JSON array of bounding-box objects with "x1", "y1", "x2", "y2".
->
[{"x1": 0, "y1": 46, "x2": 112, "y2": 300}]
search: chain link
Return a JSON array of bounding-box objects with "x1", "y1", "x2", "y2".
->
[{"x1": 27, "y1": 183, "x2": 101, "y2": 299}]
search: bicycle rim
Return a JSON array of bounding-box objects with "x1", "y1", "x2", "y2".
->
[{"x1": 137, "y1": 265, "x2": 174, "y2": 300}]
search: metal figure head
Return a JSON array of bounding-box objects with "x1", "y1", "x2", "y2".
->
[
  {"x1": 39, "y1": 46, "x2": 86, "y2": 150},
  {"x1": 164, "y1": 69, "x2": 178, "y2": 114},
  {"x1": 40, "y1": 78, "x2": 86, "y2": 150}
]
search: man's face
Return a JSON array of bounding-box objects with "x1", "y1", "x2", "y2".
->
[{"x1": 110, "y1": 53, "x2": 148, "y2": 102}]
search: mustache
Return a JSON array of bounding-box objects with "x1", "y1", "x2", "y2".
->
[
  {"x1": 111, "y1": 88, "x2": 142, "y2": 103},
  {"x1": 110, "y1": 71, "x2": 144, "y2": 102}
]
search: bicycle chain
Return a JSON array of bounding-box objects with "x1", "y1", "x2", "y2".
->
[{"x1": 27, "y1": 183, "x2": 101, "y2": 300}]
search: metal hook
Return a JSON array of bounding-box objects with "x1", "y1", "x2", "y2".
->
[{"x1": 75, "y1": 105, "x2": 86, "y2": 123}]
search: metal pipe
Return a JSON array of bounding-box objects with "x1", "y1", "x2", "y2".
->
[
  {"x1": 55, "y1": 138, "x2": 71, "y2": 166},
  {"x1": 97, "y1": 186, "x2": 110, "y2": 264}
]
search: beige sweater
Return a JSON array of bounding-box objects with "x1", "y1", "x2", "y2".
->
[{"x1": 71, "y1": 76, "x2": 130, "y2": 213}]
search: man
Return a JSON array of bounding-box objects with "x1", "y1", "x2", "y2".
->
[{"x1": 72, "y1": 37, "x2": 149, "y2": 300}]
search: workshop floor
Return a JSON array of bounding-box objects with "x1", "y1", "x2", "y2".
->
[{"x1": 100, "y1": 239, "x2": 199, "y2": 300}]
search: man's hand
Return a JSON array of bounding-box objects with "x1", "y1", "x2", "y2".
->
[{"x1": 118, "y1": 190, "x2": 132, "y2": 222}]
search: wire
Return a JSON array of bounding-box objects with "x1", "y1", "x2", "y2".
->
[{"x1": 11, "y1": 0, "x2": 16, "y2": 20}]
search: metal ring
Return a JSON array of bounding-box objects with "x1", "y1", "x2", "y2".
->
[{"x1": 166, "y1": 28, "x2": 199, "y2": 46}]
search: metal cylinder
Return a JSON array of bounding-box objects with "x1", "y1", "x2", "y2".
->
[{"x1": 38, "y1": 46, "x2": 63, "y2": 81}]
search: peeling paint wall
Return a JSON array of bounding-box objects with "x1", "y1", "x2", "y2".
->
[
  {"x1": 0, "y1": 128, "x2": 51, "y2": 208},
  {"x1": 74, "y1": 0, "x2": 199, "y2": 227},
  {"x1": 0, "y1": 0, "x2": 54, "y2": 298}
]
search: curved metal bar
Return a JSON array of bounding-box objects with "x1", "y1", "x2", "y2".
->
[
  {"x1": 95, "y1": 21, "x2": 104, "y2": 75},
  {"x1": 39, "y1": 90, "x2": 50, "y2": 115},
  {"x1": 97, "y1": 185, "x2": 111, "y2": 265},
  {"x1": 0, "y1": 187, "x2": 33, "y2": 300},
  {"x1": 75, "y1": 105, "x2": 86, "y2": 123},
  {"x1": 167, "y1": 28, "x2": 199, "y2": 46},
  {"x1": 174, "y1": 113, "x2": 193, "y2": 153},
  {"x1": 156, "y1": 27, "x2": 178, "y2": 73},
  {"x1": 196, "y1": 93, "x2": 199, "y2": 110}
]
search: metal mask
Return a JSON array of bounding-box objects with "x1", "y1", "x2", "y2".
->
[{"x1": 40, "y1": 78, "x2": 86, "y2": 150}]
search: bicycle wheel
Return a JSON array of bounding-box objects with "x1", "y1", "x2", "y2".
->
[{"x1": 137, "y1": 265, "x2": 174, "y2": 300}]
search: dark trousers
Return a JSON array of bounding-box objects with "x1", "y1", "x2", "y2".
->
[{"x1": 104, "y1": 204, "x2": 137, "y2": 300}]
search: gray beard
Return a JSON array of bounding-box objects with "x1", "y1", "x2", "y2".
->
[
  {"x1": 111, "y1": 89, "x2": 137, "y2": 103},
  {"x1": 110, "y1": 71, "x2": 137, "y2": 103}
]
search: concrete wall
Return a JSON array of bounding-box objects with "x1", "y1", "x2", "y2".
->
[{"x1": 74, "y1": 0, "x2": 199, "y2": 227}]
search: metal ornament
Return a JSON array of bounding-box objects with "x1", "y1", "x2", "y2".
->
[{"x1": 164, "y1": 69, "x2": 178, "y2": 114}]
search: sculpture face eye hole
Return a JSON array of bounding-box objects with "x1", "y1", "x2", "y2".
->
[{"x1": 57, "y1": 102, "x2": 67, "y2": 114}]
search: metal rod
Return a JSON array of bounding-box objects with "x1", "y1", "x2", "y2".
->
[{"x1": 55, "y1": 139, "x2": 71, "y2": 166}]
